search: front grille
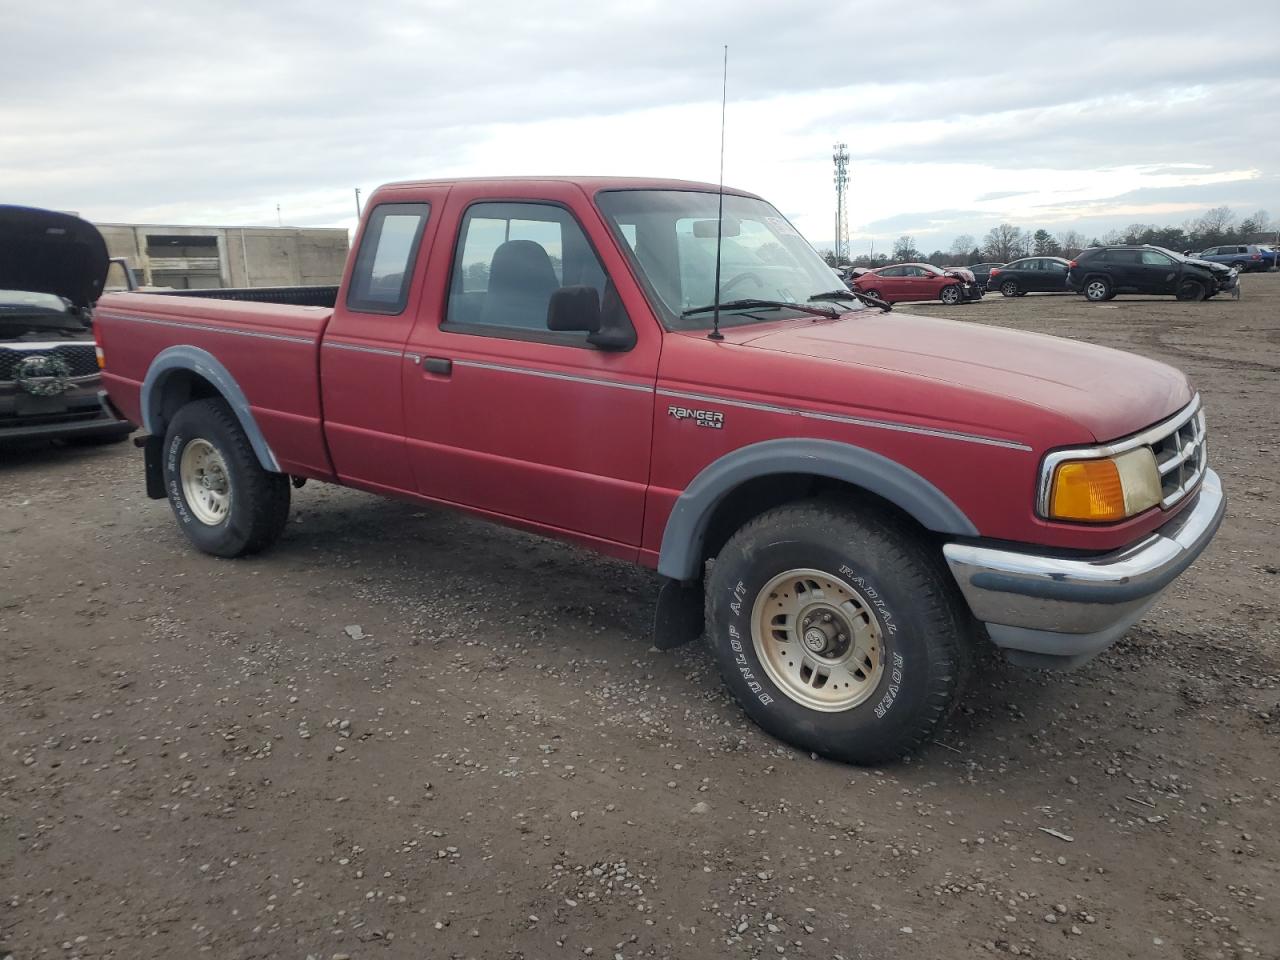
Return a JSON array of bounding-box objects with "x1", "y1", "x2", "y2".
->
[
  {"x1": 0, "y1": 343, "x2": 99, "y2": 381},
  {"x1": 1150, "y1": 406, "x2": 1207, "y2": 508}
]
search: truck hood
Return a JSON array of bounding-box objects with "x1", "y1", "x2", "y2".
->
[
  {"x1": 0, "y1": 206, "x2": 109, "y2": 310},
  {"x1": 736, "y1": 311, "x2": 1192, "y2": 442}
]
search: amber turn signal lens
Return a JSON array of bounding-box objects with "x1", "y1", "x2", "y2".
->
[
  {"x1": 1049, "y1": 459, "x2": 1126, "y2": 522},
  {"x1": 95, "y1": 346, "x2": 105, "y2": 369}
]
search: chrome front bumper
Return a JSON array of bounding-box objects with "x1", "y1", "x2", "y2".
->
[{"x1": 943, "y1": 469, "x2": 1225, "y2": 669}]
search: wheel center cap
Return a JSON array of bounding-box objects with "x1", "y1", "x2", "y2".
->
[{"x1": 803, "y1": 628, "x2": 828, "y2": 653}]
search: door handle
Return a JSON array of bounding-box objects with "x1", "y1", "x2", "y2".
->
[{"x1": 421, "y1": 356, "x2": 452, "y2": 375}]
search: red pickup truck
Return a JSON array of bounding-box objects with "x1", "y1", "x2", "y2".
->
[{"x1": 95, "y1": 176, "x2": 1224, "y2": 764}]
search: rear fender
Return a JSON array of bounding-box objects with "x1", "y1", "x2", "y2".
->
[{"x1": 140, "y1": 345, "x2": 280, "y2": 472}]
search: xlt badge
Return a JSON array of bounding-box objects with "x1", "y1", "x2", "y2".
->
[{"x1": 667, "y1": 405, "x2": 724, "y2": 429}]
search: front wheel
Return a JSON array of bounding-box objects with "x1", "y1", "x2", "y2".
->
[
  {"x1": 706, "y1": 501, "x2": 971, "y2": 765},
  {"x1": 1176, "y1": 279, "x2": 1206, "y2": 302},
  {"x1": 999, "y1": 280, "x2": 1019, "y2": 297},
  {"x1": 162, "y1": 398, "x2": 291, "y2": 558},
  {"x1": 939, "y1": 284, "x2": 962, "y2": 305}
]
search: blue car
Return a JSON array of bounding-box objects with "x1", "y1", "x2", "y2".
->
[{"x1": 1193, "y1": 243, "x2": 1276, "y2": 272}]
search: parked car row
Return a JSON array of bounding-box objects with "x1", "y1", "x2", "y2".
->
[{"x1": 839, "y1": 242, "x2": 1243, "y2": 306}]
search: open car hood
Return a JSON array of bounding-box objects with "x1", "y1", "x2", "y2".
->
[{"x1": 0, "y1": 206, "x2": 109, "y2": 309}]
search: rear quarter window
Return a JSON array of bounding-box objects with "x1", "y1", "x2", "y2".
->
[{"x1": 346, "y1": 203, "x2": 431, "y2": 314}]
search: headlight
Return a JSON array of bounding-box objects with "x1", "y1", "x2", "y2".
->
[{"x1": 1043, "y1": 447, "x2": 1162, "y2": 523}]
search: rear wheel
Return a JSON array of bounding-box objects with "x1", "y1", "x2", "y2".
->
[
  {"x1": 864, "y1": 288, "x2": 884, "y2": 302},
  {"x1": 939, "y1": 284, "x2": 962, "y2": 305},
  {"x1": 705, "y1": 501, "x2": 971, "y2": 765},
  {"x1": 162, "y1": 398, "x2": 290, "y2": 558},
  {"x1": 999, "y1": 280, "x2": 1019, "y2": 297},
  {"x1": 1084, "y1": 277, "x2": 1113, "y2": 302}
]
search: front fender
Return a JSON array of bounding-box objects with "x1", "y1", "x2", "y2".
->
[
  {"x1": 141, "y1": 345, "x2": 280, "y2": 472},
  {"x1": 656, "y1": 438, "x2": 977, "y2": 581}
]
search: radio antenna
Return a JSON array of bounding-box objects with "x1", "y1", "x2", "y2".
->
[{"x1": 709, "y1": 44, "x2": 728, "y2": 342}]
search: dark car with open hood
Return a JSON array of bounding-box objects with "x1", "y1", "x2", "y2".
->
[
  {"x1": 1, "y1": 206, "x2": 135, "y2": 446},
  {"x1": 1066, "y1": 245, "x2": 1238, "y2": 302}
]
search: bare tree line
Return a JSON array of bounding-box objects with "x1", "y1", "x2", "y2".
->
[{"x1": 824, "y1": 207, "x2": 1274, "y2": 268}]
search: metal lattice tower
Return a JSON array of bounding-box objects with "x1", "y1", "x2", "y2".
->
[{"x1": 832, "y1": 143, "x2": 850, "y2": 263}]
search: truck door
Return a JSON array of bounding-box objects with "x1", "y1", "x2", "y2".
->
[
  {"x1": 320, "y1": 190, "x2": 449, "y2": 492},
  {"x1": 401, "y1": 184, "x2": 658, "y2": 557}
]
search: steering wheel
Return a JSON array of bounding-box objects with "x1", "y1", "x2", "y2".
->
[{"x1": 721, "y1": 271, "x2": 766, "y2": 295}]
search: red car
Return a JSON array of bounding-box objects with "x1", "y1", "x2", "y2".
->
[
  {"x1": 852, "y1": 262, "x2": 983, "y2": 305},
  {"x1": 94, "y1": 176, "x2": 1223, "y2": 765}
]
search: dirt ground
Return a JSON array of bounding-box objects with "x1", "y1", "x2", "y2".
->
[{"x1": 3, "y1": 274, "x2": 1277, "y2": 960}]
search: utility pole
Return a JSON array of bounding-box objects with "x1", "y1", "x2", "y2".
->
[
  {"x1": 354, "y1": 187, "x2": 362, "y2": 219},
  {"x1": 832, "y1": 143, "x2": 850, "y2": 265},
  {"x1": 276, "y1": 204, "x2": 282, "y2": 227}
]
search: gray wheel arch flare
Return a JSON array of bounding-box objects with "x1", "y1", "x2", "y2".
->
[
  {"x1": 140, "y1": 345, "x2": 281, "y2": 472},
  {"x1": 656, "y1": 438, "x2": 978, "y2": 581}
]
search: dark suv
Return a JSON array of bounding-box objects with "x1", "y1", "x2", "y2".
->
[
  {"x1": 1, "y1": 206, "x2": 135, "y2": 446},
  {"x1": 1067, "y1": 245, "x2": 1238, "y2": 302}
]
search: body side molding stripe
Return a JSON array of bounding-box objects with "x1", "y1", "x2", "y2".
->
[
  {"x1": 322, "y1": 340, "x2": 404, "y2": 359},
  {"x1": 658, "y1": 388, "x2": 1032, "y2": 451},
  {"x1": 96, "y1": 311, "x2": 314, "y2": 346},
  {"x1": 453, "y1": 359, "x2": 654, "y2": 394}
]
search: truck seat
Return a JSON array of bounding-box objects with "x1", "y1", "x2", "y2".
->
[{"x1": 480, "y1": 239, "x2": 560, "y2": 329}]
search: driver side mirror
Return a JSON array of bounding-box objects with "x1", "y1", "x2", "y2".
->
[
  {"x1": 546, "y1": 284, "x2": 635, "y2": 351},
  {"x1": 547, "y1": 285, "x2": 600, "y2": 333}
]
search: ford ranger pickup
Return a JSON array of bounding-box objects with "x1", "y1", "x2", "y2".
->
[{"x1": 95, "y1": 177, "x2": 1225, "y2": 764}]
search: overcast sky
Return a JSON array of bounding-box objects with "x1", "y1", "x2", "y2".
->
[{"x1": 4, "y1": 1, "x2": 1277, "y2": 253}]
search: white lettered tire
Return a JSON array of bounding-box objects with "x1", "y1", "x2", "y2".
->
[
  {"x1": 163, "y1": 398, "x2": 291, "y2": 558},
  {"x1": 706, "y1": 500, "x2": 971, "y2": 764}
]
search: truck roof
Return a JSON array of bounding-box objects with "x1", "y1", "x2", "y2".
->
[{"x1": 377, "y1": 175, "x2": 763, "y2": 199}]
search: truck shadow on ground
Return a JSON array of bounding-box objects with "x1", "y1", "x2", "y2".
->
[
  {"x1": 262, "y1": 488, "x2": 1099, "y2": 768},
  {"x1": 0, "y1": 437, "x2": 133, "y2": 472}
]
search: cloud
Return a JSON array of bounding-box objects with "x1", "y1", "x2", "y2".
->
[
  {"x1": 862, "y1": 210, "x2": 989, "y2": 233},
  {"x1": 1, "y1": 0, "x2": 1275, "y2": 256}
]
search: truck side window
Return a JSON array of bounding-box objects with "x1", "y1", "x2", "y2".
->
[
  {"x1": 346, "y1": 203, "x2": 430, "y2": 314},
  {"x1": 444, "y1": 201, "x2": 630, "y2": 346}
]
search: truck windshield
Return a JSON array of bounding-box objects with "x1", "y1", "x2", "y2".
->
[{"x1": 595, "y1": 190, "x2": 861, "y2": 331}]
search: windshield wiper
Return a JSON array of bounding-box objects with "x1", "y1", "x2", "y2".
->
[
  {"x1": 810, "y1": 289, "x2": 892, "y2": 312},
  {"x1": 681, "y1": 298, "x2": 839, "y2": 320}
]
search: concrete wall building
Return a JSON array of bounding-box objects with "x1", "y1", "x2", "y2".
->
[{"x1": 96, "y1": 223, "x2": 350, "y2": 289}]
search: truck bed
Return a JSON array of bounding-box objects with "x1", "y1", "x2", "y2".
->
[
  {"x1": 157, "y1": 285, "x2": 338, "y2": 308},
  {"x1": 94, "y1": 290, "x2": 335, "y2": 478}
]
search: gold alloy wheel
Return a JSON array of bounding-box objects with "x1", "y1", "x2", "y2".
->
[
  {"x1": 180, "y1": 438, "x2": 232, "y2": 525},
  {"x1": 750, "y1": 568, "x2": 885, "y2": 712}
]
